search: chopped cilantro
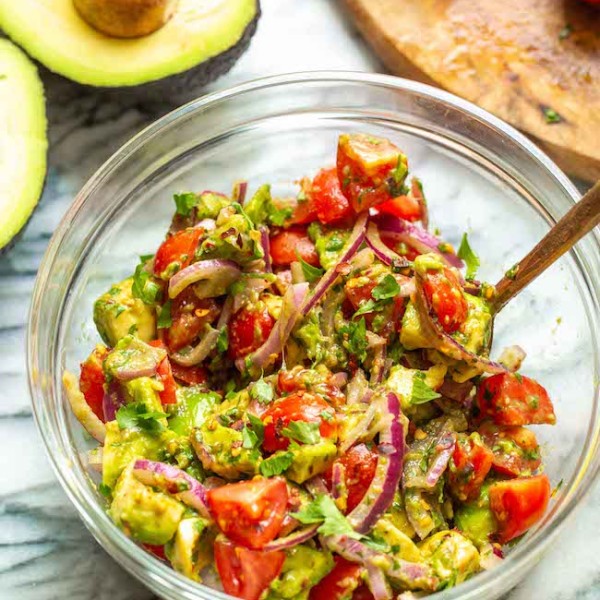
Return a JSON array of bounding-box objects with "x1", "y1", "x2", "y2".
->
[
  {"x1": 216, "y1": 327, "x2": 229, "y2": 353},
  {"x1": 514, "y1": 372, "x2": 523, "y2": 383},
  {"x1": 543, "y1": 107, "x2": 561, "y2": 124},
  {"x1": 505, "y1": 263, "x2": 519, "y2": 280},
  {"x1": 250, "y1": 378, "x2": 274, "y2": 405},
  {"x1": 127, "y1": 324, "x2": 138, "y2": 336},
  {"x1": 411, "y1": 372, "x2": 441, "y2": 405},
  {"x1": 340, "y1": 317, "x2": 368, "y2": 362},
  {"x1": 391, "y1": 156, "x2": 408, "y2": 184},
  {"x1": 173, "y1": 192, "x2": 197, "y2": 217},
  {"x1": 326, "y1": 236, "x2": 345, "y2": 252},
  {"x1": 372, "y1": 274, "x2": 401, "y2": 300},
  {"x1": 132, "y1": 256, "x2": 161, "y2": 305},
  {"x1": 242, "y1": 414, "x2": 265, "y2": 449},
  {"x1": 219, "y1": 407, "x2": 239, "y2": 427},
  {"x1": 269, "y1": 205, "x2": 293, "y2": 227},
  {"x1": 320, "y1": 410, "x2": 334, "y2": 422},
  {"x1": 292, "y1": 494, "x2": 362, "y2": 539},
  {"x1": 98, "y1": 483, "x2": 112, "y2": 498},
  {"x1": 457, "y1": 233, "x2": 480, "y2": 280},
  {"x1": 281, "y1": 420, "x2": 321, "y2": 445},
  {"x1": 297, "y1": 253, "x2": 325, "y2": 283},
  {"x1": 260, "y1": 452, "x2": 294, "y2": 477},
  {"x1": 157, "y1": 300, "x2": 172, "y2": 329},
  {"x1": 116, "y1": 402, "x2": 166, "y2": 434}
]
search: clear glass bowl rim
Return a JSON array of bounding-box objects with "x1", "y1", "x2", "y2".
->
[{"x1": 27, "y1": 71, "x2": 600, "y2": 600}]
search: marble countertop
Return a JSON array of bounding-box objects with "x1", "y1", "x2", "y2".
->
[{"x1": 1, "y1": 1, "x2": 598, "y2": 598}]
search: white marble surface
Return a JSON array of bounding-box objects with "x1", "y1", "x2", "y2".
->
[{"x1": 0, "y1": 1, "x2": 598, "y2": 599}]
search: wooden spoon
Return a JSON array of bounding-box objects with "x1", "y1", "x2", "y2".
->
[{"x1": 493, "y1": 181, "x2": 600, "y2": 311}]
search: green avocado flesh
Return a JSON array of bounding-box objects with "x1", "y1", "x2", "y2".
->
[
  {"x1": 0, "y1": 0, "x2": 258, "y2": 88},
  {"x1": 0, "y1": 38, "x2": 47, "y2": 250}
]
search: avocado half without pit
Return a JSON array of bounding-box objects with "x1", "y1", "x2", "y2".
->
[
  {"x1": 0, "y1": 0, "x2": 260, "y2": 100},
  {"x1": 0, "y1": 39, "x2": 47, "y2": 252}
]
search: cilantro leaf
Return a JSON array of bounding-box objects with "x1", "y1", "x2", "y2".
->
[
  {"x1": 260, "y1": 451, "x2": 294, "y2": 477},
  {"x1": 292, "y1": 495, "x2": 362, "y2": 540},
  {"x1": 173, "y1": 192, "x2": 197, "y2": 217},
  {"x1": 216, "y1": 327, "x2": 229, "y2": 353},
  {"x1": 543, "y1": 107, "x2": 561, "y2": 124},
  {"x1": 296, "y1": 252, "x2": 325, "y2": 283},
  {"x1": 457, "y1": 233, "x2": 480, "y2": 280},
  {"x1": 372, "y1": 274, "x2": 401, "y2": 300},
  {"x1": 340, "y1": 317, "x2": 368, "y2": 362},
  {"x1": 353, "y1": 298, "x2": 379, "y2": 317},
  {"x1": 157, "y1": 300, "x2": 172, "y2": 329},
  {"x1": 269, "y1": 205, "x2": 293, "y2": 227},
  {"x1": 281, "y1": 420, "x2": 321, "y2": 445},
  {"x1": 242, "y1": 414, "x2": 265, "y2": 449},
  {"x1": 116, "y1": 402, "x2": 166, "y2": 434},
  {"x1": 411, "y1": 372, "x2": 442, "y2": 405},
  {"x1": 132, "y1": 257, "x2": 161, "y2": 305},
  {"x1": 250, "y1": 378, "x2": 274, "y2": 405}
]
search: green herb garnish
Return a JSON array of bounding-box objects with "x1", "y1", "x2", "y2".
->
[
  {"x1": 116, "y1": 402, "x2": 166, "y2": 434},
  {"x1": 157, "y1": 300, "x2": 172, "y2": 329},
  {"x1": 410, "y1": 372, "x2": 441, "y2": 405},
  {"x1": 260, "y1": 452, "x2": 294, "y2": 477},
  {"x1": 173, "y1": 192, "x2": 197, "y2": 217},
  {"x1": 457, "y1": 233, "x2": 480, "y2": 280},
  {"x1": 281, "y1": 420, "x2": 321, "y2": 445}
]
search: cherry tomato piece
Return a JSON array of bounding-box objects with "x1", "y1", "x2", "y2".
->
[
  {"x1": 376, "y1": 194, "x2": 421, "y2": 222},
  {"x1": 148, "y1": 340, "x2": 177, "y2": 405},
  {"x1": 154, "y1": 228, "x2": 203, "y2": 277},
  {"x1": 206, "y1": 477, "x2": 288, "y2": 549},
  {"x1": 170, "y1": 362, "x2": 208, "y2": 385},
  {"x1": 309, "y1": 556, "x2": 364, "y2": 600},
  {"x1": 489, "y1": 474, "x2": 551, "y2": 543},
  {"x1": 477, "y1": 373, "x2": 556, "y2": 426},
  {"x1": 79, "y1": 345, "x2": 109, "y2": 421},
  {"x1": 261, "y1": 392, "x2": 337, "y2": 453},
  {"x1": 228, "y1": 305, "x2": 275, "y2": 361},
  {"x1": 422, "y1": 267, "x2": 468, "y2": 334},
  {"x1": 448, "y1": 433, "x2": 494, "y2": 502},
  {"x1": 270, "y1": 228, "x2": 320, "y2": 267},
  {"x1": 277, "y1": 368, "x2": 346, "y2": 407},
  {"x1": 311, "y1": 167, "x2": 354, "y2": 225},
  {"x1": 142, "y1": 543, "x2": 168, "y2": 562},
  {"x1": 214, "y1": 538, "x2": 285, "y2": 600}
]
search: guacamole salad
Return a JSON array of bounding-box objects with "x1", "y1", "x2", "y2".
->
[{"x1": 64, "y1": 134, "x2": 556, "y2": 600}]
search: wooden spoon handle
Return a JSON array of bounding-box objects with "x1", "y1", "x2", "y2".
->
[{"x1": 493, "y1": 180, "x2": 600, "y2": 311}]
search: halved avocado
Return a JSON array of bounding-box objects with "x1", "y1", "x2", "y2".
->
[
  {"x1": 0, "y1": 0, "x2": 259, "y2": 94},
  {"x1": 0, "y1": 38, "x2": 47, "y2": 251}
]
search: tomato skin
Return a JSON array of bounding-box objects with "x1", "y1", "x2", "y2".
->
[
  {"x1": 309, "y1": 556, "x2": 364, "y2": 600},
  {"x1": 376, "y1": 194, "x2": 421, "y2": 221},
  {"x1": 277, "y1": 368, "x2": 346, "y2": 407},
  {"x1": 381, "y1": 234, "x2": 420, "y2": 261},
  {"x1": 422, "y1": 267, "x2": 468, "y2": 334},
  {"x1": 214, "y1": 538, "x2": 285, "y2": 600},
  {"x1": 311, "y1": 167, "x2": 354, "y2": 225},
  {"x1": 206, "y1": 478, "x2": 288, "y2": 549},
  {"x1": 228, "y1": 305, "x2": 275, "y2": 361},
  {"x1": 154, "y1": 228, "x2": 203, "y2": 277},
  {"x1": 261, "y1": 393, "x2": 337, "y2": 453},
  {"x1": 479, "y1": 421, "x2": 541, "y2": 477},
  {"x1": 170, "y1": 362, "x2": 208, "y2": 385},
  {"x1": 353, "y1": 587, "x2": 375, "y2": 600},
  {"x1": 164, "y1": 289, "x2": 220, "y2": 353},
  {"x1": 477, "y1": 374, "x2": 556, "y2": 426},
  {"x1": 79, "y1": 346, "x2": 109, "y2": 421},
  {"x1": 448, "y1": 433, "x2": 494, "y2": 502},
  {"x1": 324, "y1": 444, "x2": 378, "y2": 513},
  {"x1": 270, "y1": 228, "x2": 320, "y2": 267},
  {"x1": 489, "y1": 474, "x2": 551, "y2": 543},
  {"x1": 148, "y1": 340, "x2": 177, "y2": 405},
  {"x1": 142, "y1": 543, "x2": 168, "y2": 562}
]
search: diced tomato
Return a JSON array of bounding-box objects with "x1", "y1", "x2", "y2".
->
[
  {"x1": 170, "y1": 362, "x2": 208, "y2": 385},
  {"x1": 448, "y1": 433, "x2": 494, "y2": 502},
  {"x1": 309, "y1": 556, "x2": 364, "y2": 600},
  {"x1": 164, "y1": 289, "x2": 220, "y2": 353},
  {"x1": 270, "y1": 228, "x2": 320, "y2": 267},
  {"x1": 310, "y1": 167, "x2": 354, "y2": 225},
  {"x1": 489, "y1": 474, "x2": 551, "y2": 543},
  {"x1": 277, "y1": 368, "x2": 346, "y2": 407},
  {"x1": 261, "y1": 392, "x2": 337, "y2": 453},
  {"x1": 381, "y1": 234, "x2": 420, "y2": 261},
  {"x1": 422, "y1": 267, "x2": 468, "y2": 334},
  {"x1": 479, "y1": 421, "x2": 541, "y2": 477},
  {"x1": 477, "y1": 373, "x2": 556, "y2": 426},
  {"x1": 353, "y1": 587, "x2": 375, "y2": 600},
  {"x1": 228, "y1": 305, "x2": 275, "y2": 360},
  {"x1": 206, "y1": 478, "x2": 288, "y2": 549},
  {"x1": 154, "y1": 228, "x2": 203, "y2": 277},
  {"x1": 214, "y1": 538, "x2": 285, "y2": 600},
  {"x1": 376, "y1": 194, "x2": 421, "y2": 222},
  {"x1": 283, "y1": 197, "x2": 318, "y2": 227},
  {"x1": 148, "y1": 340, "x2": 177, "y2": 405},
  {"x1": 79, "y1": 345, "x2": 109, "y2": 421},
  {"x1": 337, "y1": 133, "x2": 408, "y2": 212},
  {"x1": 324, "y1": 444, "x2": 378, "y2": 513},
  {"x1": 142, "y1": 543, "x2": 168, "y2": 562}
]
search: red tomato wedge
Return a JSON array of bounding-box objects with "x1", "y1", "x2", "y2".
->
[
  {"x1": 170, "y1": 362, "x2": 208, "y2": 385},
  {"x1": 448, "y1": 433, "x2": 494, "y2": 502},
  {"x1": 261, "y1": 392, "x2": 337, "y2": 453},
  {"x1": 79, "y1": 345, "x2": 109, "y2": 421},
  {"x1": 310, "y1": 167, "x2": 354, "y2": 225},
  {"x1": 324, "y1": 443, "x2": 378, "y2": 513},
  {"x1": 477, "y1": 373, "x2": 556, "y2": 426},
  {"x1": 422, "y1": 267, "x2": 468, "y2": 334},
  {"x1": 148, "y1": 340, "x2": 177, "y2": 405},
  {"x1": 309, "y1": 556, "x2": 364, "y2": 600},
  {"x1": 214, "y1": 538, "x2": 285, "y2": 600},
  {"x1": 489, "y1": 474, "x2": 551, "y2": 543},
  {"x1": 228, "y1": 305, "x2": 275, "y2": 361},
  {"x1": 142, "y1": 543, "x2": 168, "y2": 562},
  {"x1": 154, "y1": 228, "x2": 203, "y2": 277},
  {"x1": 270, "y1": 228, "x2": 320, "y2": 267},
  {"x1": 206, "y1": 477, "x2": 288, "y2": 549}
]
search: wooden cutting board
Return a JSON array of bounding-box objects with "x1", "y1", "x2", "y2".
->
[{"x1": 342, "y1": 0, "x2": 600, "y2": 182}]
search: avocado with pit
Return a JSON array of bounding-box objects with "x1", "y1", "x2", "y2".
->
[
  {"x1": 0, "y1": 38, "x2": 47, "y2": 252},
  {"x1": 0, "y1": 0, "x2": 260, "y2": 103}
]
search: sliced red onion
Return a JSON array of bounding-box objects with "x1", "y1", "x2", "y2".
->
[
  {"x1": 369, "y1": 342, "x2": 387, "y2": 385},
  {"x1": 330, "y1": 372, "x2": 348, "y2": 389},
  {"x1": 168, "y1": 259, "x2": 241, "y2": 300},
  {"x1": 261, "y1": 524, "x2": 319, "y2": 551},
  {"x1": 350, "y1": 247, "x2": 375, "y2": 271},
  {"x1": 231, "y1": 274, "x2": 274, "y2": 313},
  {"x1": 498, "y1": 345, "x2": 526, "y2": 372},
  {"x1": 376, "y1": 213, "x2": 463, "y2": 269},
  {"x1": 366, "y1": 564, "x2": 393, "y2": 600},
  {"x1": 237, "y1": 282, "x2": 309, "y2": 372},
  {"x1": 232, "y1": 181, "x2": 248, "y2": 204},
  {"x1": 290, "y1": 261, "x2": 305, "y2": 284},
  {"x1": 339, "y1": 401, "x2": 378, "y2": 453},
  {"x1": 346, "y1": 369, "x2": 369, "y2": 405},
  {"x1": 347, "y1": 392, "x2": 405, "y2": 534},
  {"x1": 305, "y1": 475, "x2": 329, "y2": 497},
  {"x1": 438, "y1": 378, "x2": 475, "y2": 404},
  {"x1": 480, "y1": 542, "x2": 504, "y2": 570},
  {"x1": 170, "y1": 326, "x2": 220, "y2": 367},
  {"x1": 102, "y1": 381, "x2": 123, "y2": 421},
  {"x1": 387, "y1": 560, "x2": 439, "y2": 591},
  {"x1": 330, "y1": 462, "x2": 346, "y2": 501},
  {"x1": 63, "y1": 372, "x2": 106, "y2": 443},
  {"x1": 195, "y1": 218, "x2": 216, "y2": 232},
  {"x1": 413, "y1": 273, "x2": 508, "y2": 375},
  {"x1": 259, "y1": 226, "x2": 272, "y2": 273},
  {"x1": 365, "y1": 222, "x2": 410, "y2": 268},
  {"x1": 111, "y1": 338, "x2": 166, "y2": 382},
  {"x1": 132, "y1": 459, "x2": 211, "y2": 519},
  {"x1": 301, "y1": 211, "x2": 368, "y2": 317}
]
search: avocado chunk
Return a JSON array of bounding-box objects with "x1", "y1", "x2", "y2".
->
[
  {"x1": 285, "y1": 441, "x2": 338, "y2": 485},
  {"x1": 94, "y1": 277, "x2": 156, "y2": 346},
  {"x1": 0, "y1": 0, "x2": 260, "y2": 98},
  {"x1": 168, "y1": 387, "x2": 221, "y2": 437},
  {"x1": 454, "y1": 483, "x2": 498, "y2": 546},
  {"x1": 0, "y1": 39, "x2": 47, "y2": 252},
  {"x1": 167, "y1": 517, "x2": 214, "y2": 582},
  {"x1": 308, "y1": 223, "x2": 350, "y2": 270},
  {"x1": 109, "y1": 463, "x2": 184, "y2": 545},
  {"x1": 121, "y1": 376, "x2": 165, "y2": 415},
  {"x1": 266, "y1": 544, "x2": 334, "y2": 600}
]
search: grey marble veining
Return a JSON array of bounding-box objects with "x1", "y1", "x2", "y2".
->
[{"x1": 0, "y1": 1, "x2": 598, "y2": 599}]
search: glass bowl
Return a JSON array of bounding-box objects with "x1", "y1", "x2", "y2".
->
[{"x1": 27, "y1": 72, "x2": 600, "y2": 600}]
